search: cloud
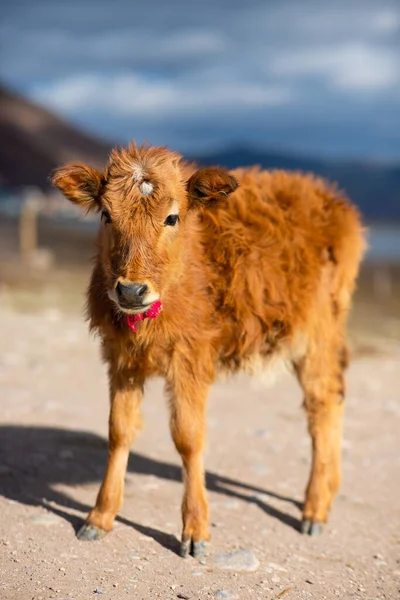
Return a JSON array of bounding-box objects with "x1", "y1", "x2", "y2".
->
[
  {"x1": 31, "y1": 73, "x2": 292, "y2": 116},
  {"x1": 271, "y1": 42, "x2": 399, "y2": 92},
  {"x1": 1, "y1": 0, "x2": 399, "y2": 159}
]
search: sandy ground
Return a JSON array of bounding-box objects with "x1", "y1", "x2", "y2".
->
[{"x1": 0, "y1": 256, "x2": 399, "y2": 600}]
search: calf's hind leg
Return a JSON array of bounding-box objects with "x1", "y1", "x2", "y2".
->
[
  {"x1": 77, "y1": 371, "x2": 143, "y2": 541},
  {"x1": 294, "y1": 339, "x2": 348, "y2": 536}
]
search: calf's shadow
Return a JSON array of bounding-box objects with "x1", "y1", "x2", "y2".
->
[{"x1": 0, "y1": 426, "x2": 302, "y2": 554}]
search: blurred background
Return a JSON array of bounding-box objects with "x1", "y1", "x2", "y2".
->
[{"x1": 0, "y1": 0, "x2": 399, "y2": 343}]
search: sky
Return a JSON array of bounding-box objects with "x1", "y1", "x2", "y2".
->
[{"x1": 0, "y1": 0, "x2": 399, "y2": 160}]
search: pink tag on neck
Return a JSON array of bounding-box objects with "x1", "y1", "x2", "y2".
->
[{"x1": 126, "y1": 300, "x2": 162, "y2": 332}]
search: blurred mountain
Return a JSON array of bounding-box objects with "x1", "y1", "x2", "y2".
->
[
  {"x1": 0, "y1": 84, "x2": 399, "y2": 220},
  {"x1": 0, "y1": 84, "x2": 110, "y2": 190},
  {"x1": 193, "y1": 147, "x2": 400, "y2": 221}
]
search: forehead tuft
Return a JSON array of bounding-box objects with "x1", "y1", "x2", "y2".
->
[
  {"x1": 107, "y1": 142, "x2": 182, "y2": 182},
  {"x1": 139, "y1": 180, "x2": 154, "y2": 196},
  {"x1": 132, "y1": 164, "x2": 144, "y2": 182},
  {"x1": 104, "y1": 143, "x2": 187, "y2": 214}
]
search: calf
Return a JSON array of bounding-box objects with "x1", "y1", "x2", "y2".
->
[{"x1": 52, "y1": 143, "x2": 365, "y2": 557}]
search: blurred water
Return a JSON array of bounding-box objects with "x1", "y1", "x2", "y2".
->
[
  {"x1": 1, "y1": 193, "x2": 399, "y2": 262},
  {"x1": 366, "y1": 226, "x2": 400, "y2": 262}
]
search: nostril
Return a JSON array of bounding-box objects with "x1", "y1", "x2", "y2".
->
[
  {"x1": 116, "y1": 282, "x2": 123, "y2": 300},
  {"x1": 136, "y1": 284, "x2": 148, "y2": 297}
]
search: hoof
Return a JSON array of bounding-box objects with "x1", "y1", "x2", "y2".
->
[
  {"x1": 301, "y1": 519, "x2": 323, "y2": 536},
  {"x1": 76, "y1": 523, "x2": 108, "y2": 541},
  {"x1": 180, "y1": 537, "x2": 209, "y2": 559}
]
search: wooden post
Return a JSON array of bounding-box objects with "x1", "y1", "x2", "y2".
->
[
  {"x1": 19, "y1": 191, "x2": 43, "y2": 264},
  {"x1": 372, "y1": 264, "x2": 392, "y2": 300}
]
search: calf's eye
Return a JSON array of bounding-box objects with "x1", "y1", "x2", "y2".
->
[
  {"x1": 164, "y1": 214, "x2": 179, "y2": 226},
  {"x1": 101, "y1": 210, "x2": 111, "y2": 224}
]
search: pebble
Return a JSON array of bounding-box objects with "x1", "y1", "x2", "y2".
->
[
  {"x1": 254, "y1": 429, "x2": 270, "y2": 438},
  {"x1": 212, "y1": 548, "x2": 260, "y2": 572},
  {"x1": 30, "y1": 513, "x2": 60, "y2": 526},
  {"x1": 223, "y1": 499, "x2": 240, "y2": 509},
  {"x1": 252, "y1": 464, "x2": 269, "y2": 474},
  {"x1": 214, "y1": 590, "x2": 239, "y2": 600},
  {"x1": 252, "y1": 492, "x2": 270, "y2": 502},
  {"x1": 94, "y1": 590, "x2": 104, "y2": 595},
  {"x1": 266, "y1": 562, "x2": 288, "y2": 573}
]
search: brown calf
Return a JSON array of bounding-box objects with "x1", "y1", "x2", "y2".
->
[{"x1": 52, "y1": 143, "x2": 365, "y2": 557}]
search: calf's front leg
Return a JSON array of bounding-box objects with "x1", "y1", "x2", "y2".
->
[
  {"x1": 168, "y1": 378, "x2": 210, "y2": 558},
  {"x1": 77, "y1": 370, "x2": 143, "y2": 541}
]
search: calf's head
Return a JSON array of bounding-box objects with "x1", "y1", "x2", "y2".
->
[{"x1": 52, "y1": 143, "x2": 238, "y2": 314}]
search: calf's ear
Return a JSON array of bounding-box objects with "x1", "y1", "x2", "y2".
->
[
  {"x1": 187, "y1": 168, "x2": 238, "y2": 209},
  {"x1": 51, "y1": 164, "x2": 103, "y2": 212}
]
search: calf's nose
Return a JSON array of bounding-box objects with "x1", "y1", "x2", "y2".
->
[{"x1": 116, "y1": 282, "x2": 149, "y2": 307}]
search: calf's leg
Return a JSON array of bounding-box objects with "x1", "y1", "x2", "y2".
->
[
  {"x1": 77, "y1": 372, "x2": 143, "y2": 540},
  {"x1": 294, "y1": 340, "x2": 348, "y2": 536},
  {"x1": 168, "y1": 380, "x2": 210, "y2": 558}
]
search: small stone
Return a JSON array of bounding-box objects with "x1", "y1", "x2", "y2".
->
[
  {"x1": 214, "y1": 590, "x2": 239, "y2": 600},
  {"x1": 254, "y1": 429, "x2": 270, "y2": 438},
  {"x1": 30, "y1": 513, "x2": 60, "y2": 526},
  {"x1": 252, "y1": 464, "x2": 269, "y2": 474},
  {"x1": 177, "y1": 594, "x2": 190, "y2": 600},
  {"x1": 59, "y1": 567, "x2": 65, "y2": 572},
  {"x1": 223, "y1": 499, "x2": 240, "y2": 509},
  {"x1": 267, "y1": 562, "x2": 288, "y2": 573},
  {"x1": 212, "y1": 548, "x2": 259, "y2": 572},
  {"x1": 94, "y1": 590, "x2": 104, "y2": 595}
]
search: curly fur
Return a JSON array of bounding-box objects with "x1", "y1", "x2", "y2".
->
[{"x1": 52, "y1": 142, "x2": 366, "y2": 549}]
